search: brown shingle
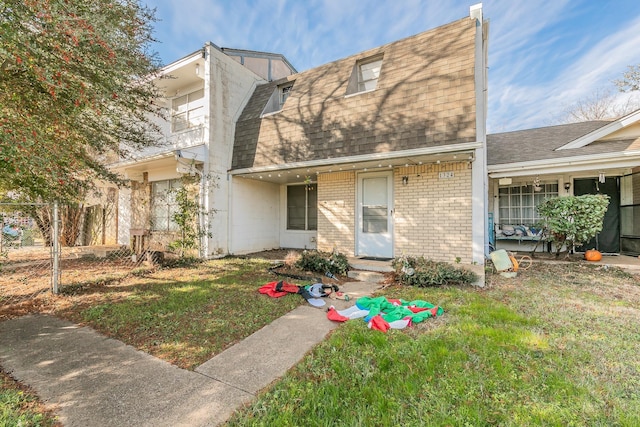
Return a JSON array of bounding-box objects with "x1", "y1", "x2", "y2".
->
[
  {"x1": 485, "y1": 121, "x2": 634, "y2": 166},
  {"x1": 232, "y1": 17, "x2": 478, "y2": 170}
]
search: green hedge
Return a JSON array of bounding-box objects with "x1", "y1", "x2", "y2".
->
[{"x1": 295, "y1": 250, "x2": 350, "y2": 276}]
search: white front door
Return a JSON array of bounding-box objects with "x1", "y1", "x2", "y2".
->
[{"x1": 357, "y1": 171, "x2": 393, "y2": 258}]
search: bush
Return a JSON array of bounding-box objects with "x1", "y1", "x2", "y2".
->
[
  {"x1": 295, "y1": 250, "x2": 350, "y2": 276},
  {"x1": 537, "y1": 194, "x2": 610, "y2": 258},
  {"x1": 392, "y1": 255, "x2": 477, "y2": 287}
]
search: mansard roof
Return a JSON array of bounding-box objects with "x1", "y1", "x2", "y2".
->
[{"x1": 232, "y1": 17, "x2": 479, "y2": 171}]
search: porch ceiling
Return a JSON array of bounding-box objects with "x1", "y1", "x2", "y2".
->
[
  {"x1": 231, "y1": 150, "x2": 475, "y2": 184},
  {"x1": 154, "y1": 54, "x2": 205, "y2": 96},
  {"x1": 110, "y1": 145, "x2": 206, "y2": 176}
]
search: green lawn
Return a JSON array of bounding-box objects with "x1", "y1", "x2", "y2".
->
[
  {"x1": 2, "y1": 257, "x2": 639, "y2": 425},
  {"x1": 226, "y1": 262, "x2": 640, "y2": 426},
  {"x1": 59, "y1": 258, "x2": 307, "y2": 370},
  {"x1": 1, "y1": 371, "x2": 58, "y2": 426}
]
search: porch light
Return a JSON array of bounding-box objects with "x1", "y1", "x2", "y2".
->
[
  {"x1": 564, "y1": 182, "x2": 571, "y2": 192},
  {"x1": 402, "y1": 176, "x2": 409, "y2": 186},
  {"x1": 533, "y1": 175, "x2": 541, "y2": 192},
  {"x1": 599, "y1": 172, "x2": 606, "y2": 183}
]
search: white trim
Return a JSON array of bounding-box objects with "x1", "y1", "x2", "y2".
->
[
  {"x1": 159, "y1": 52, "x2": 202, "y2": 77},
  {"x1": 110, "y1": 145, "x2": 207, "y2": 170},
  {"x1": 489, "y1": 156, "x2": 640, "y2": 179},
  {"x1": 489, "y1": 149, "x2": 640, "y2": 177},
  {"x1": 229, "y1": 142, "x2": 482, "y2": 175},
  {"x1": 356, "y1": 170, "x2": 394, "y2": 258},
  {"x1": 557, "y1": 109, "x2": 640, "y2": 150},
  {"x1": 471, "y1": 5, "x2": 488, "y2": 265},
  {"x1": 344, "y1": 89, "x2": 375, "y2": 99}
]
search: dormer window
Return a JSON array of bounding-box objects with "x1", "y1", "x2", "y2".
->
[
  {"x1": 346, "y1": 55, "x2": 383, "y2": 96},
  {"x1": 280, "y1": 84, "x2": 293, "y2": 109},
  {"x1": 261, "y1": 81, "x2": 295, "y2": 116}
]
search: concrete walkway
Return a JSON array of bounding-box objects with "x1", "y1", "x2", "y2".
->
[{"x1": 0, "y1": 274, "x2": 382, "y2": 427}]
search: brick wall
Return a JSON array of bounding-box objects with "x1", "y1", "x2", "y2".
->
[
  {"x1": 317, "y1": 171, "x2": 356, "y2": 256},
  {"x1": 394, "y1": 162, "x2": 473, "y2": 263},
  {"x1": 316, "y1": 164, "x2": 473, "y2": 262}
]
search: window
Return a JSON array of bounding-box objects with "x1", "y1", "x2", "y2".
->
[
  {"x1": 171, "y1": 89, "x2": 204, "y2": 132},
  {"x1": 262, "y1": 82, "x2": 295, "y2": 116},
  {"x1": 151, "y1": 179, "x2": 182, "y2": 231},
  {"x1": 280, "y1": 84, "x2": 293, "y2": 109},
  {"x1": 287, "y1": 184, "x2": 317, "y2": 231},
  {"x1": 346, "y1": 55, "x2": 383, "y2": 95},
  {"x1": 498, "y1": 182, "x2": 558, "y2": 225}
]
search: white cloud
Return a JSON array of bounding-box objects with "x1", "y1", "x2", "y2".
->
[
  {"x1": 145, "y1": 0, "x2": 640, "y2": 132},
  {"x1": 489, "y1": 12, "x2": 640, "y2": 131}
]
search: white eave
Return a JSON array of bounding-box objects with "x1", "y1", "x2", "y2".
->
[
  {"x1": 557, "y1": 109, "x2": 640, "y2": 151},
  {"x1": 109, "y1": 145, "x2": 206, "y2": 173},
  {"x1": 489, "y1": 149, "x2": 640, "y2": 178},
  {"x1": 230, "y1": 141, "x2": 482, "y2": 180}
]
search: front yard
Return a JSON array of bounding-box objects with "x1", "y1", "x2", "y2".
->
[{"x1": 1, "y1": 255, "x2": 640, "y2": 425}]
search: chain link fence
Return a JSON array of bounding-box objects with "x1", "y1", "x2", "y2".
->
[{"x1": 0, "y1": 201, "x2": 154, "y2": 317}]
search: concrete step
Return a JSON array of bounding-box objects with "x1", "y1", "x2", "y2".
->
[
  {"x1": 347, "y1": 270, "x2": 386, "y2": 282},
  {"x1": 348, "y1": 258, "x2": 394, "y2": 273}
]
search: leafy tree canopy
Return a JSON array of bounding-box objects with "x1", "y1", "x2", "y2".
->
[{"x1": 0, "y1": 0, "x2": 162, "y2": 203}]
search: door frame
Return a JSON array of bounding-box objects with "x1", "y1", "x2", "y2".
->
[
  {"x1": 355, "y1": 170, "x2": 394, "y2": 258},
  {"x1": 573, "y1": 176, "x2": 620, "y2": 253}
]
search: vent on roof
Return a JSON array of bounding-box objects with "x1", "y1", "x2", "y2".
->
[
  {"x1": 261, "y1": 81, "x2": 295, "y2": 116},
  {"x1": 346, "y1": 54, "x2": 384, "y2": 96}
]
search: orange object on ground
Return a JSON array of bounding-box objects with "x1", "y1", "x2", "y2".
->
[{"x1": 585, "y1": 249, "x2": 602, "y2": 262}]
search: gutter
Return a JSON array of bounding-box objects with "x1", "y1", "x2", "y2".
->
[
  {"x1": 489, "y1": 149, "x2": 640, "y2": 178},
  {"x1": 229, "y1": 141, "x2": 482, "y2": 175}
]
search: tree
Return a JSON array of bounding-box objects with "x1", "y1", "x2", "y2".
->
[
  {"x1": 615, "y1": 65, "x2": 640, "y2": 92},
  {"x1": 0, "y1": 0, "x2": 162, "y2": 203},
  {"x1": 536, "y1": 194, "x2": 610, "y2": 258},
  {"x1": 558, "y1": 88, "x2": 639, "y2": 124}
]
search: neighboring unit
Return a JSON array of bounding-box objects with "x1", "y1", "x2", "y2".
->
[{"x1": 488, "y1": 109, "x2": 640, "y2": 255}]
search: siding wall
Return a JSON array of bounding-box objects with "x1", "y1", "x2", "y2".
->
[
  {"x1": 633, "y1": 167, "x2": 640, "y2": 203},
  {"x1": 230, "y1": 178, "x2": 280, "y2": 254}
]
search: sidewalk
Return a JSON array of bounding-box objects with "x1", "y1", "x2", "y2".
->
[{"x1": 0, "y1": 275, "x2": 382, "y2": 427}]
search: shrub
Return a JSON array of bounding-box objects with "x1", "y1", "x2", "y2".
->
[
  {"x1": 392, "y1": 255, "x2": 477, "y2": 287},
  {"x1": 284, "y1": 251, "x2": 301, "y2": 267},
  {"x1": 295, "y1": 250, "x2": 350, "y2": 276},
  {"x1": 537, "y1": 194, "x2": 610, "y2": 258}
]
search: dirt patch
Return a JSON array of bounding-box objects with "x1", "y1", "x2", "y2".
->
[{"x1": 240, "y1": 248, "x2": 298, "y2": 261}]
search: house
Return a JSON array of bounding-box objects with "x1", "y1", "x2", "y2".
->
[
  {"x1": 488, "y1": 109, "x2": 640, "y2": 255},
  {"x1": 111, "y1": 45, "x2": 297, "y2": 256},
  {"x1": 229, "y1": 5, "x2": 489, "y2": 264},
  {"x1": 112, "y1": 5, "x2": 490, "y2": 268}
]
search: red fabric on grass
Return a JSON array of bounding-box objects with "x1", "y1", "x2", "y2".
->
[{"x1": 258, "y1": 281, "x2": 300, "y2": 298}]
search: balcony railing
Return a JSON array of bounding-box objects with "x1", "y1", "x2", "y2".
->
[{"x1": 134, "y1": 126, "x2": 205, "y2": 159}]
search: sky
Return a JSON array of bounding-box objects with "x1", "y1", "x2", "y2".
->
[{"x1": 144, "y1": 0, "x2": 640, "y2": 133}]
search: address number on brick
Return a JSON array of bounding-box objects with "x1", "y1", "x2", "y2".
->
[{"x1": 438, "y1": 171, "x2": 455, "y2": 179}]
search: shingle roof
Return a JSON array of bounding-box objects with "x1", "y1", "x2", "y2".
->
[
  {"x1": 232, "y1": 17, "x2": 479, "y2": 170},
  {"x1": 486, "y1": 121, "x2": 640, "y2": 166}
]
